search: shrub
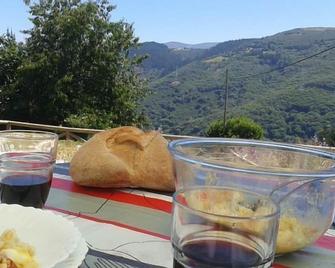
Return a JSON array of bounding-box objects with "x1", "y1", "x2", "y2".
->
[
  {"x1": 318, "y1": 127, "x2": 335, "y2": 146},
  {"x1": 206, "y1": 117, "x2": 264, "y2": 139},
  {"x1": 64, "y1": 111, "x2": 114, "y2": 129},
  {"x1": 205, "y1": 119, "x2": 226, "y2": 137}
]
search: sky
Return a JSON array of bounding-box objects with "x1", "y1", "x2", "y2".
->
[{"x1": 1, "y1": 0, "x2": 335, "y2": 44}]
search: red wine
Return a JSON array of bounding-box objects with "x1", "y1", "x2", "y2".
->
[
  {"x1": 173, "y1": 239, "x2": 269, "y2": 268},
  {"x1": 0, "y1": 175, "x2": 51, "y2": 208}
]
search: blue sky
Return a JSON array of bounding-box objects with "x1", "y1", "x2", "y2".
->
[{"x1": 1, "y1": 0, "x2": 335, "y2": 43}]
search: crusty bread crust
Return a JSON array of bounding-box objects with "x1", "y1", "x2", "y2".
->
[{"x1": 69, "y1": 126, "x2": 175, "y2": 191}]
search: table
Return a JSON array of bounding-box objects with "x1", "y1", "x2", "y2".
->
[{"x1": 47, "y1": 163, "x2": 335, "y2": 268}]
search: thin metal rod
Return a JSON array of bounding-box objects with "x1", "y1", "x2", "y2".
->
[{"x1": 223, "y1": 68, "x2": 229, "y2": 126}]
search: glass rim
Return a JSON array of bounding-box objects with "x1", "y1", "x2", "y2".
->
[
  {"x1": 168, "y1": 138, "x2": 335, "y2": 178},
  {"x1": 0, "y1": 130, "x2": 58, "y2": 140},
  {"x1": 0, "y1": 152, "x2": 56, "y2": 166},
  {"x1": 173, "y1": 186, "x2": 280, "y2": 221}
]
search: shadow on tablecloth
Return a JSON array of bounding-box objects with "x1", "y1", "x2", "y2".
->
[{"x1": 80, "y1": 248, "x2": 167, "y2": 268}]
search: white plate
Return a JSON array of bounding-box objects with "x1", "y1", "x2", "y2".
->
[
  {"x1": 54, "y1": 237, "x2": 88, "y2": 268},
  {"x1": 0, "y1": 204, "x2": 81, "y2": 268}
]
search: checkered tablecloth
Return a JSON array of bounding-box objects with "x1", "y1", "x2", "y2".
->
[{"x1": 47, "y1": 163, "x2": 335, "y2": 268}]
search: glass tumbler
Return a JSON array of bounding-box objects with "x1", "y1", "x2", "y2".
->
[
  {"x1": 0, "y1": 130, "x2": 58, "y2": 208},
  {"x1": 172, "y1": 186, "x2": 280, "y2": 268}
]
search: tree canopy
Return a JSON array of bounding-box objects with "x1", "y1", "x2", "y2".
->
[{"x1": 0, "y1": 0, "x2": 148, "y2": 129}]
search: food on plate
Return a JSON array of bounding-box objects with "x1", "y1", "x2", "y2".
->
[
  {"x1": 186, "y1": 188, "x2": 318, "y2": 254},
  {"x1": 0, "y1": 229, "x2": 39, "y2": 268},
  {"x1": 70, "y1": 126, "x2": 175, "y2": 191}
]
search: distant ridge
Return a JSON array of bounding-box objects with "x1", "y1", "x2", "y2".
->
[{"x1": 165, "y1": 41, "x2": 219, "y2": 49}]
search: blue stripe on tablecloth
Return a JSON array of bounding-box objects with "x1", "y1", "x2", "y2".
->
[{"x1": 54, "y1": 163, "x2": 70, "y2": 175}]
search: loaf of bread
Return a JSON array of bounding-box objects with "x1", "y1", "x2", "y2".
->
[{"x1": 69, "y1": 126, "x2": 175, "y2": 191}]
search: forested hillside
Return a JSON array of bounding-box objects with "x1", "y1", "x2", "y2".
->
[{"x1": 135, "y1": 28, "x2": 335, "y2": 142}]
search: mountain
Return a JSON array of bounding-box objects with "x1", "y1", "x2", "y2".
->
[
  {"x1": 134, "y1": 28, "x2": 335, "y2": 142},
  {"x1": 165, "y1": 41, "x2": 219, "y2": 49},
  {"x1": 130, "y1": 42, "x2": 205, "y2": 78}
]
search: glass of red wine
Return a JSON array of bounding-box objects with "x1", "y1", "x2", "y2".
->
[
  {"x1": 172, "y1": 187, "x2": 280, "y2": 268},
  {"x1": 0, "y1": 130, "x2": 58, "y2": 208}
]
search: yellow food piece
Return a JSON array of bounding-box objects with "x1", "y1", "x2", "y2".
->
[
  {"x1": 276, "y1": 216, "x2": 317, "y2": 254},
  {"x1": 186, "y1": 189, "x2": 318, "y2": 254},
  {"x1": 0, "y1": 230, "x2": 39, "y2": 268},
  {"x1": 186, "y1": 189, "x2": 273, "y2": 235}
]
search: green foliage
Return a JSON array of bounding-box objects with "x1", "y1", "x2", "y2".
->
[
  {"x1": 224, "y1": 117, "x2": 264, "y2": 139},
  {"x1": 131, "y1": 42, "x2": 204, "y2": 79},
  {"x1": 206, "y1": 117, "x2": 264, "y2": 139},
  {"x1": 0, "y1": 32, "x2": 25, "y2": 115},
  {"x1": 139, "y1": 28, "x2": 335, "y2": 141},
  {"x1": 326, "y1": 130, "x2": 335, "y2": 146},
  {"x1": 0, "y1": 0, "x2": 148, "y2": 129},
  {"x1": 64, "y1": 109, "x2": 116, "y2": 129},
  {"x1": 205, "y1": 119, "x2": 225, "y2": 137},
  {"x1": 64, "y1": 108, "x2": 150, "y2": 130},
  {"x1": 0, "y1": 32, "x2": 23, "y2": 84},
  {"x1": 318, "y1": 127, "x2": 335, "y2": 146}
]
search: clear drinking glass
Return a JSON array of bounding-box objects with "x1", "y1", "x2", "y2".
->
[
  {"x1": 172, "y1": 186, "x2": 280, "y2": 268},
  {"x1": 169, "y1": 138, "x2": 335, "y2": 254},
  {"x1": 0, "y1": 130, "x2": 58, "y2": 208}
]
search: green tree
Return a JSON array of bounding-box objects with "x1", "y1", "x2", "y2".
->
[
  {"x1": 0, "y1": 31, "x2": 25, "y2": 115},
  {"x1": 206, "y1": 116, "x2": 264, "y2": 139},
  {"x1": 1, "y1": 0, "x2": 148, "y2": 128}
]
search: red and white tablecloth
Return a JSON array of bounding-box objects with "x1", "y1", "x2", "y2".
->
[{"x1": 47, "y1": 163, "x2": 335, "y2": 268}]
